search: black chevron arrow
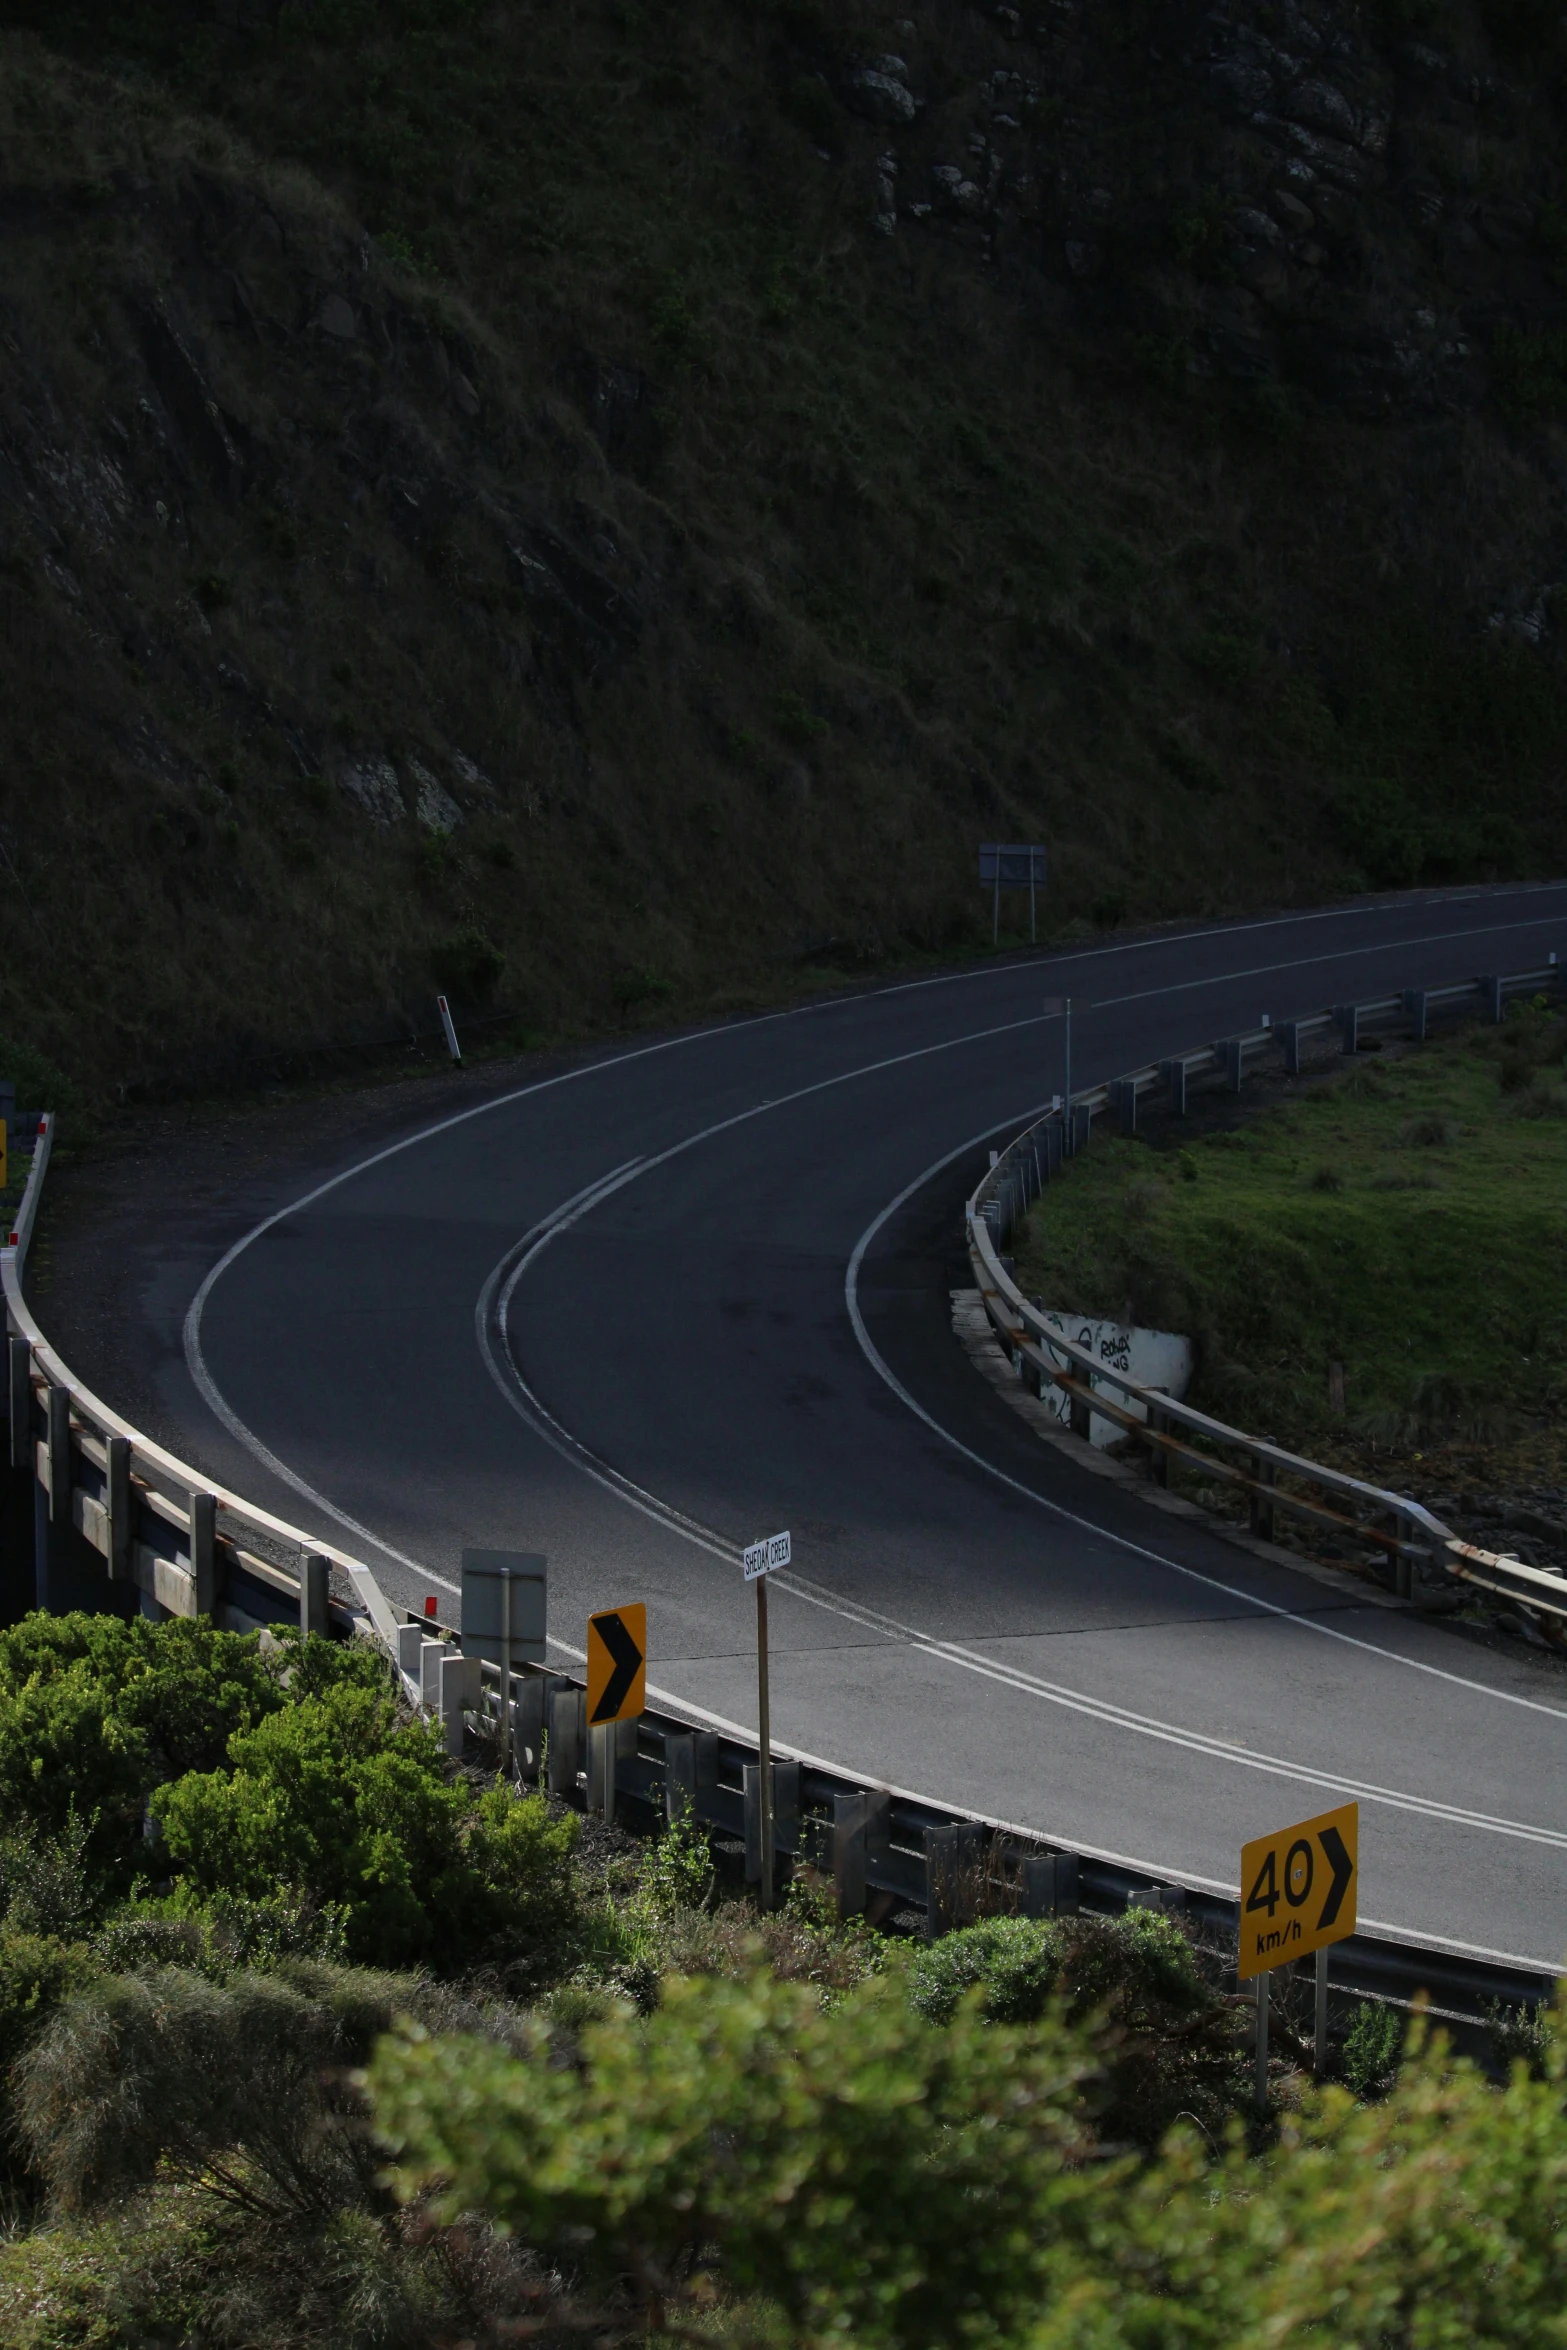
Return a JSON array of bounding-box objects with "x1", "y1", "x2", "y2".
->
[
  {"x1": 1316, "y1": 1825, "x2": 1355, "y2": 1931},
  {"x1": 590, "y1": 1611, "x2": 644, "y2": 1723}
]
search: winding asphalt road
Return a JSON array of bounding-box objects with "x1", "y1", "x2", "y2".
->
[{"x1": 119, "y1": 885, "x2": 1567, "y2": 1967}]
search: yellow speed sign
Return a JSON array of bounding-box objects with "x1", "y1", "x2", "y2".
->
[{"x1": 1238, "y1": 1801, "x2": 1358, "y2": 1980}]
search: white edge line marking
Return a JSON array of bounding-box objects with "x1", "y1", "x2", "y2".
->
[
  {"x1": 543, "y1": 1640, "x2": 1563, "y2": 1976},
  {"x1": 844, "y1": 1133, "x2": 1567, "y2": 1721},
  {"x1": 473, "y1": 1119, "x2": 1567, "y2": 1854}
]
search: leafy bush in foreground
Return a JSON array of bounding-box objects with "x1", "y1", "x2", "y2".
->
[{"x1": 374, "y1": 1985, "x2": 1567, "y2": 2350}]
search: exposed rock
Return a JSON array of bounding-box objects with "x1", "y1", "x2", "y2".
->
[
  {"x1": 407, "y1": 758, "x2": 464, "y2": 831},
  {"x1": 848, "y1": 67, "x2": 917, "y2": 126},
  {"x1": 318, "y1": 292, "x2": 357, "y2": 339},
  {"x1": 1269, "y1": 188, "x2": 1317, "y2": 234},
  {"x1": 1281, "y1": 76, "x2": 1361, "y2": 142},
  {"x1": 338, "y1": 757, "x2": 405, "y2": 824},
  {"x1": 1233, "y1": 205, "x2": 1284, "y2": 246}
]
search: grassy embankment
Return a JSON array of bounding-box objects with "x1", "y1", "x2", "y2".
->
[{"x1": 1012, "y1": 1003, "x2": 1567, "y2": 1499}]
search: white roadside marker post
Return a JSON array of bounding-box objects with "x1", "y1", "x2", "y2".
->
[
  {"x1": 743, "y1": 1530, "x2": 790, "y2": 1911},
  {"x1": 437, "y1": 994, "x2": 462, "y2": 1063}
]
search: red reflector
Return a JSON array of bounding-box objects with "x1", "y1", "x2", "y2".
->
[{"x1": 423, "y1": 1594, "x2": 438, "y2": 1618}]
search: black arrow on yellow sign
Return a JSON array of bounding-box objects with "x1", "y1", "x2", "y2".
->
[
  {"x1": 1316, "y1": 1823, "x2": 1354, "y2": 1930},
  {"x1": 586, "y1": 1604, "x2": 646, "y2": 1726}
]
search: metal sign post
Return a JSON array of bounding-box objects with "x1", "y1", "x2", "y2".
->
[
  {"x1": 1044, "y1": 998, "x2": 1073, "y2": 1142},
  {"x1": 1238, "y1": 1800, "x2": 1359, "y2": 2108},
  {"x1": 742, "y1": 1529, "x2": 790, "y2": 1909},
  {"x1": 460, "y1": 1550, "x2": 547, "y2": 1777},
  {"x1": 979, "y1": 845, "x2": 1048, "y2": 945}
]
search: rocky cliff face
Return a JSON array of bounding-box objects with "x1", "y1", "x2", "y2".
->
[{"x1": 0, "y1": 0, "x2": 1563, "y2": 1092}]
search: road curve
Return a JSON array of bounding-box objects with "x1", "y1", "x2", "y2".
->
[{"x1": 134, "y1": 888, "x2": 1567, "y2": 1965}]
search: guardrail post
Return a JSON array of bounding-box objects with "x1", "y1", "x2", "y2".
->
[
  {"x1": 1479, "y1": 973, "x2": 1503, "y2": 1023},
  {"x1": 1403, "y1": 988, "x2": 1428, "y2": 1041},
  {"x1": 47, "y1": 1387, "x2": 71, "y2": 1530},
  {"x1": 924, "y1": 1820, "x2": 983, "y2": 1934},
  {"x1": 105, "y1": 1437, "x2": 130, "y2": 1580},
  {"x1": 1160, "y1": 1058, "x2": 1187, "y2": 1115},
  {"x1": 774, "y1": 1757, "x2": 800, "y2": 1857},
  {"x1": 547, "y1": 1682, "x2": 585, "y2": 1798},
  {"x1": 1070, "y1": 1103, "x2": 1091, "y2": 1155},
  {"x1": 1392, "y1": 1511, "x2": 1413, "y2": 1602},
  {"x1": 1045, "y1": 1118, "x2": 1062, "y2": 1176},
  {"x1": 1146, "y1": 1401, "x2": 1170, "y2": 1487},
  {"x1": 1250, "y1": 1457, "x2": 1276, "y2": 1544},
  {"x1": 1335, "y1": 1004, "x2": 1359, "y2": 1055},
  {"x1": 1113, "y1": 1079, "x2": 1138, "y2": 1135},
  {"x1": 1313, "y1": 1946, "x2": 1331, "y2": 2077},
  {"x1": 1277, "y1": 1021, "x2": 1302, "y2": 1076},
  {"x1": 1068, "y1": 1378, "x2": 1093, "y2": 1441},
  {"x1": 1221, "y1": 1037, "x2": 1244, "y2": 1092},
  {"x1": 420, "y1": 1637, "x2": 445, "y2": 1712},
  {"x1": 511, "y1": 1670, "x2": 544, "y2": 1777},
  {"x1": 300, "y1": 1551, "x2": 330, "y2": 1638},
  {"x1": 7, "y1": 1339, "x2": 28, "y2": 1472},
  {"x1": 1020, "y1": 1852, "x2": 1079, "y2": 1916},
  {"x1": 439, "y1": 1649, "x2": 481, "y2": 1758},
  {"x1": 663, "y1": 1727, "x2": 717, "y2": 1823},
  {"x1": 189, "y1": 1493, "x2": 217, "y2": 1617},
  {"x1": 832, "y1": 1792, "x2": 867, "y2": 1918}
]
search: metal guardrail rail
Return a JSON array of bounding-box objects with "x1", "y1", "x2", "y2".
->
[
  {"x1": 967, "y1": 962, "x2": 1567, "y2": 1631},
  {"x1": 0, "y1": 1056, "x2": 1558, "y2": 2021}
]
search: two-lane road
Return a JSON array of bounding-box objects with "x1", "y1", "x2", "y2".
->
[{"x1": 102, "y1": 884, "x2": 1567, "y2": 1965}]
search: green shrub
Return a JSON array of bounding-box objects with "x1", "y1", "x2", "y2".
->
[
  {"x1": 905, "y1": 1913, "x2": 1066, "y2": 2026},
  {"x1": 0, "y1": 1615, "x2": 288, "y2": 1901},
  {"x1": 374, "y1": 1970, "x2": 1101, "y2": 2345},
  {"x1": 1341, "y1": 1997, "x2": 1404, "y2": 2098},
  {"x1": 151, "y1": 1683, "x2": 577, "y2": 1970},
  {"x1": 374, "y1": 1985, "x2": 1567, "y2": 2347}
]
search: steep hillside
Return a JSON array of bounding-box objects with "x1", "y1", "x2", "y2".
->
[{"x1": 2, "y1": 0, "x2": 1565, "y2": 1093}]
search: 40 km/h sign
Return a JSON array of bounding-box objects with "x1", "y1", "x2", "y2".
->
[{"x1": 1238, "y1": 1801, "x2": 1358, "y2": 1980}]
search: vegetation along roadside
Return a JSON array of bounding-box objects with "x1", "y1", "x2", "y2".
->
[
  {"x1": 1011, "y1": 1002, "x2": 1567, "y2": 1620},
  {"x1": 0, "y1": 1607, "x2": 1559, "y2": 2349}
]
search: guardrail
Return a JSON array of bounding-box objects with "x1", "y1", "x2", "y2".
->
[
  {"x1": 966, "y1": 962, "x2": 1567, "y2": 1630},
  {"x1": 0, "y1": 1075, "x2": 1556, "y2": 2025}
]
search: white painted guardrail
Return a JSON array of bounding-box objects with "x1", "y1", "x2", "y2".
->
[
  {"x1": 966, "y1": 961, "x2": 1567, "y2": 1631},
  {"x1": 2, "y1": 1112, "x2": 411, "y2": 1667}
]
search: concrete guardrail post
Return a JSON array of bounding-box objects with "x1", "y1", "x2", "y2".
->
[{"x1": 419, "y1": 1636, "x2": 445, "y2": 1712}]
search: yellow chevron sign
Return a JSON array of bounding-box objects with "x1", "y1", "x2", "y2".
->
[{"x1": 1238, "y1": 1801, "x2": 1358, "y2": 1979}]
